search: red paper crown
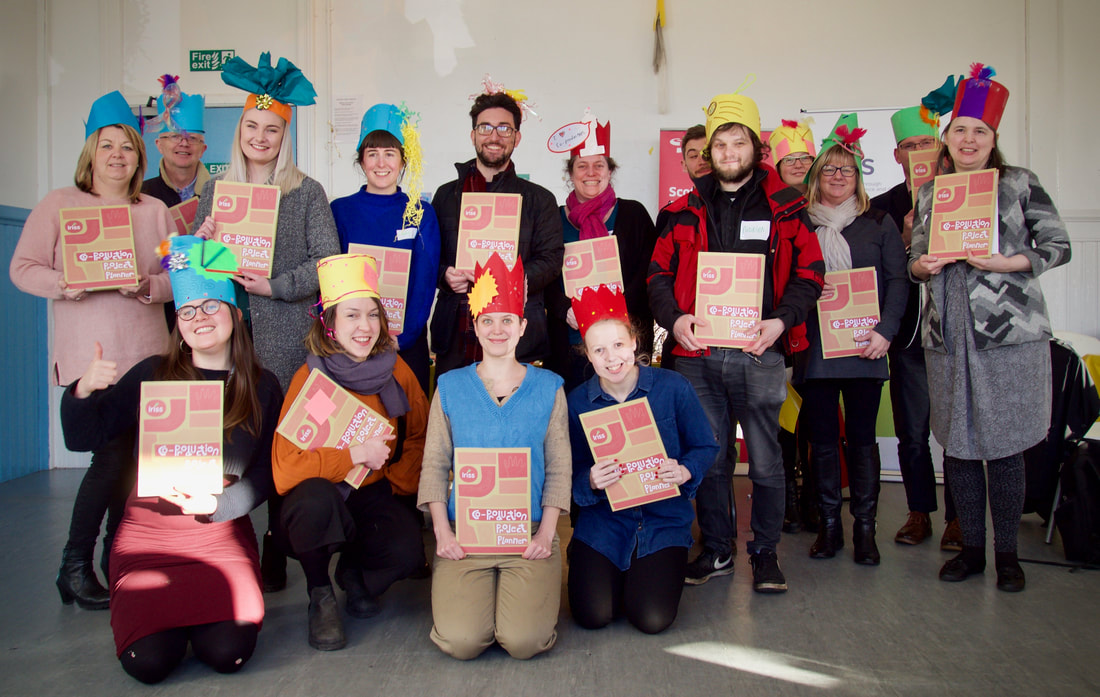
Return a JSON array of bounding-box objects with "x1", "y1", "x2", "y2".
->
[
  {"x1": 572, "y1": 284, "x2": 630, "y2": 340},
  {"x1": 571, "y1": 120, "x2": 611, "y2": 158},
  {"x1": 469, "y1": 252, "x2": 526, "y2": 317}
]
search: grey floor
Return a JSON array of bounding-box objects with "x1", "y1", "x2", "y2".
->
[{"x1": 0, "y1": 469, "x2": 1097, "y2": 697}]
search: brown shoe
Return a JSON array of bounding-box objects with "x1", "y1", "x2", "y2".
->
[
  {"x1": 894, "y1": 511, "x2": 932, "y2": 545},
  {"x1": 940, "y1": 519, "x2": 963, "y2": 551}
]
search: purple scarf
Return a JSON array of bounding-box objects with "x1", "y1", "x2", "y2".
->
[
  {"x1": 566, "y1": 185, "x2": 617, "y2": 240},
  {"x1": 306, "y1": 349, "x2": 410, "y2": 418}
]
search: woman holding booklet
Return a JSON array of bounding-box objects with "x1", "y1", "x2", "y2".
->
[
  {"x1": 9, "y1": 91, "x2": 174, "y2": 611},
  {"x1": 271, "y1": 253, "x2": 428, "y2": 651},
  {"x1": 793, "y1": 116, "x2": 907, "y2": 565},
  {"x1": 330, "y1": 102, "x2": 441, "y2": 396},
  {"x1": 417, "y1": 252, "x2": 571, "y2": 660},
  {"x1": 566, "y1": 284, "x2": 717, "y2": 634},
  {"x1": 910, "y1": 63, "x2": 1070, "y2": 591},
  {"x1": 59, "y1": 236, "x2": 283, "y2": 683}
]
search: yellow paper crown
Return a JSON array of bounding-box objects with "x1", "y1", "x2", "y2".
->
[
  {"x1": 317, "y1": 253, "x2": 380, "y2": 311},
  {"x1": 768, "y1": 119, "x2": 816, "y2": 162},
  {"x1": 705, "y1": 76, "x2": 761, "y2": 141}
]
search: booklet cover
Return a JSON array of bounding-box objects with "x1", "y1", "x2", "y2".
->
[
  {"x1": 928, "y1": 169, "x2": 999, "y2": 259},
  {"x1": 694, "y1": 252, "x2": 765, "y2": 349},
  {"x1": 455, "y1": 192, "x2": 522, "y2": 273},
  {"x1": 454, "y1": 447, "x2": 532, "y2": 554},
  {"x1": 818, "y1": 267, "x2": 880, "y2": 359},
  {"x1": 59, "y1": 205, "x2": 139, "y2": 291},
  {"x1": 137, "y1": 380, "x2": 224, "y2": 498},
  {"x1": 908, "y1": 149, "x2": 940, "y2": 208},
  {"x1": 579, "y1": 397, "x2": 677, "y2": 511},
  {"x1": 347, "y1": 243, "x2": 412, "y2": 336},
  {"x1": 211, "y1": 181, "x2": 281, "y2": 277},
  {"x1": 275, "y1": 369, "x2": 395, "y2": 489},
  {"x1": 168, "y1": 196, "x2": 200, "y2": 236},
  {"x1": 562, "y1": 237, "x2": 623, "y2": 299}
]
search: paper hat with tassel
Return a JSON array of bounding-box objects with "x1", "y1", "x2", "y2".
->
[
  {"x1": 358, "y1": 103, "x2": 425, "y2": 229},
  {"x1": 571, "y1": 284, "x2": 630, "y2": 341},
  {"x1": 470, "y1": 74, "x2": 540, "y2": 122},
  {"x1": 768, "y1": 119, "x2": 816, "y2": 162},
  {"x1": 84, "y1": 91, "x2": 141, "y2": 139},
  {"x1": 890, "y1": 75, "x2": 957, "y2": 143},
  {"x1": 159, "y1": 235, "x2": 239, "y2": 308},
  {"x1": 469, "y1": 252, "x2": 526, "y2": 318},
  {"x1": 704, "y1": 76, "x2": 762, "y2": 141},
  {"x1": 317, "y1": 253, "x2": 380, "y2": 311},
  {"x1": 547, "y1": 108, "x2": 611, "y2": 158},
  {"x1": 805, "y1": 114, "x2": 867, "y2": 184},
  {"x1": 145, "y1": 74, "x2": 206, "y2": 134},
  {"x1": 952, "y1": 62, "x2": 1009, "y2": 131},
  {"x1": 221, "y1": 52, "x2": 317, "y2": 123}
]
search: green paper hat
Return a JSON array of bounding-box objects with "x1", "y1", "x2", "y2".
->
[
  {"x1": 890, "y1": 75, "x2": 957, "y2": 143},
  {"x1": 805, "y1": 113, "x2": 866, "y2": 184}
]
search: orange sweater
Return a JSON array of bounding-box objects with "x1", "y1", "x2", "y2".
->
[{"x1": 272, "y1": 358, "x2": 428, "y2": 497}]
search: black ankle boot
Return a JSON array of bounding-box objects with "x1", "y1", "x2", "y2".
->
[
  {"x1": 782, "y1": 479, "x2": 802, "y2": 533},
  {"x1": 939, "y1": 545, "x2": 986, "y2": 582},
  {"x1": 852, "y1": 520, "x2": 880, "y2": 565},
  {"x1": 261, "y1": 531, "x2": 287, "y2": 593},
  {"x1": 994, "y1": 552, "x2": 1025, "y2": 592},
  {"x1": 307, "y1": 585, "x2": 346, "y2": 651},
  {"x1": 810, "y1": 518, "x2": 844, "y2": 558},
  {"x1": 56, "y1": 548, "x2": 110, "y2": 610}
]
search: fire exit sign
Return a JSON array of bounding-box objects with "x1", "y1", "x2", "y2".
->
[{"x1": 189, "y1": 50, "x2": 236, "y2": 72}]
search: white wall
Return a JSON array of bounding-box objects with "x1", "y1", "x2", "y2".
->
[{"x1": 1, "y1": 0, "x2": 43, "y2": 210}]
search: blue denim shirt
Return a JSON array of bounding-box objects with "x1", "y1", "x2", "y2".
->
[{"x1": 567, "y1": 365, "x2": 719, "y2": 570}]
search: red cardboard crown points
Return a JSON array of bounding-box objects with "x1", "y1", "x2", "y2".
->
[
  {"x1": 572, "y1": 284, "x2": 629, "y2": 340},
  {"x1": 470, "y1": 252, "x2": 525, "y2": 317}
]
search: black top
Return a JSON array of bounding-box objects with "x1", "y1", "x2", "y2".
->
[{"x1": 870, "y1": 182, "x2": 921, "y2": 351}]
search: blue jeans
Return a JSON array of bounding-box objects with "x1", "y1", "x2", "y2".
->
[{"x1": 676, "y1": 349, "x2": 788, "y2": 554}]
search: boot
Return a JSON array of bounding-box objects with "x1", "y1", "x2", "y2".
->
[
  {"x1": 847, "y1": 444, "x2": 882, "y2": 566},
  {"x1": 808, "y1": 442, "x2": 843, "y2": 558},
  {"x1": 335, "y1": 559, "x2": 381, "y2": 619},
  {"x1": 307, "y1": 585, "x2": 346, "y2": 650},
  {"x1": 56, "y1": 546, "x2": 110, "y2": 610},
  {"x1": 261, "y1": 531, "x2": 287, "y2": 593},
  {"x1": 798, "y1": 433, "x2": 819, "y2": 532},
  {"x1": 780, "y1": 429, "x2": 802, "y2": 533}
]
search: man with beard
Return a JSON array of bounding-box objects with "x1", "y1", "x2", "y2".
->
[
  {"x1": 648, "y1": 92, "x2": 824, "y2": 593},
  {"x1": 429, "y1": 88, "x2": 563, "y2": 377}
]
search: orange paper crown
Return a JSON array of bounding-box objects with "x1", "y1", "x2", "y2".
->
[
  {"x1": 469, "y1": 252, "x2": 525, "y2": 317},
  {"x1": 572, "y1": 284, "x2": 630, "y2": 340}
]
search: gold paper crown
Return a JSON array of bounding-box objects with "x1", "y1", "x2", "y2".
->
[
  {"x1": 769, "y1": 119, "x2": 816, "y2": 161},
  {"x1": 317, "y1": 253, "x2": 380, "y2": 311}
]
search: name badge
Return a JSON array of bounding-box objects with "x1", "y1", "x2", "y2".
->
[
  {"x1": 740, "y1": 220, "x2": 770, "y2": 241},
  {"x1": 395, "y1": 227, "x2": 418, "y2": 241}
]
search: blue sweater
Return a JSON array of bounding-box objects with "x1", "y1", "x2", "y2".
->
[
  {"x1": 567, "y1": 365, "x2": 719, "y2": 570},
  {"x1": 330, "y1": 187, "x2": 441, "y2": 350}
]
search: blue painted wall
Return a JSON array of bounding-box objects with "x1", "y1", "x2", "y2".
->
[{"x1": 1, "y1": 205, "x2": 49, "y2": 482}]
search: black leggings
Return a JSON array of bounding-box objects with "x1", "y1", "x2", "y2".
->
[
  {"x1": 65, "y1": 429, "x2": 136, "y2": 566},
  {"x1": 118, "y1": 620, "x2": 259, "y2": 684},
  {"x1": 568, "y1": 539, "x2": 687, "y2": 635}
]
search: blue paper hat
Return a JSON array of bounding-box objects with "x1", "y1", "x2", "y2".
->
[
  {"x1": 155, "y1": 92, "x2": 206, "y2": 134},
  {"x1": 359, "y1": 103, "x2": 406, "y2": 148},
  {"x1": 85, "y1": 91, "x2": 140, "y2": 139},
  {"x1": 162, "y1": 235, "x2": 239, "y2": 308}
]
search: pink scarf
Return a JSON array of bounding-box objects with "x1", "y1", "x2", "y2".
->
[{"x1": 566, "y1": 185, "x2": 617, "y2": 240}]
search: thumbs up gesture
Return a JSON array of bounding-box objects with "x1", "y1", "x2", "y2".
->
[{"x1": 74, "y1": 342, "x2": 118, "y2": 399}]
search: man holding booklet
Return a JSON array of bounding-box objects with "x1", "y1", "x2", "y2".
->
[{"x1": 648, "y1": 88, "x2": 824, "y2": 593}]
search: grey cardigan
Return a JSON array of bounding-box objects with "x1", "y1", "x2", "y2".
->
[{"x1": 909, "y1": 166, "x2": 1071, "y2": 351}]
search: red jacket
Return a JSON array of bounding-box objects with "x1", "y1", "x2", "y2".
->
[{"x1": 647, "y1": 166, "x2": 825, "y2": 356}]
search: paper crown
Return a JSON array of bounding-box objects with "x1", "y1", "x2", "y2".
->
[
  {"x1": 806, "y1": 114, "x2": 867, "y2": 185},
  {"x1": 890, "y1": 75, "x2": 958, "y2": 143},
  {"x1": 85, "y1": 91, "x2": 140, "y2": 139},
  {"x1": 547, "y1": 109, "x2": 610, "y2": 158},
  {"x1": 159, "y1": 235, "x2": 239, "y2": 308},
  {"x1": 472, "y1": 74, "x2": 539, "y2": 122},
  {"x1": 704, "y1": 79, "x2": 762, "y2": 141},
  {"x1": 317, "y1": 253, "x2": 380, "y2": 311},
  {"x1": 359, "y1": 103, "x2": 407, "y2": 146},
  {"x1": 357, "y1": 102, "x2": 425, "y2": 228},
  {"x1": 145, "y1": 75, "x2": 205, "y2": 134},
  {"x1": 769, "y1": 119, "x2": 816, "y2": 162},
  {"x1": 469, "y1": 252, "x2": 525, "y2": 318},
  {"x1": 221, "y1": 52, "x2": 317, "y2": 123},
  {"x1": 571, "y1": 284, "x2": 630, "y2": 341},
  {"x1": 952, "y1": 62, "x2": 1009, "y2": 131}
]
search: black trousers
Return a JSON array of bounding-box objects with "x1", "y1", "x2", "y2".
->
[
  {"x1": 65, "y1": 428, "x2": 136, "y2": 564},
  {"x1": 119, "y1": 620, "x2": 258, "y2": 684}
]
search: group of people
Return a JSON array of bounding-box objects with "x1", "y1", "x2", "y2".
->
[{"x1": 8, "y1": 54, "x2": 1071, "y2": 683}]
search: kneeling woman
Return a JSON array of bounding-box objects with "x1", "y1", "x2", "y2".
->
[
  {"x1": 61, "y1": 236, "x2": 283, "y2": 684},
  {"x1": 271, "y1": 253, "x2": 428, "y2": 651},
  {"x1": 566, "y1": 285, "x2": 717, "y2": 634},
  {"x1": 418, "y1": 253, "x2": 571, "y2": 660}
]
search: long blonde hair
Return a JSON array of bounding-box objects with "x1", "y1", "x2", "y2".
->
[
  {"x1": 73, "y1": 124, "x2": 147, "y2": 203},
  {"x1": 221, "y1": 108, "x2": 306, "y2": 195}
]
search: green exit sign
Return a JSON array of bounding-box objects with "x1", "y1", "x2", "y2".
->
[{"x1": 189, "y1": 50, "x2": 235, "y2": 72}]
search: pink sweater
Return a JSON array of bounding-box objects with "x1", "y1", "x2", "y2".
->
[{"x1": 9, "y1": 187, "x2": 174, "y2": 385}]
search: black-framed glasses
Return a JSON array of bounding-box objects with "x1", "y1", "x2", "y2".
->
[
  {"x1": 475, "y1": 123, "x2": 516, "y2": 137},
  {"x1": 176, "y1": 299, "x2": 224, "y2": 321},
  {"x1": 898, "y1": 138, "x2": 937, "y2": 152},
  {"x1": 781, "y1": 154, "x2": 814, "y2": 166},
  {"x1": 821, "y1": 164, "x2": 858, "y2": 177}
]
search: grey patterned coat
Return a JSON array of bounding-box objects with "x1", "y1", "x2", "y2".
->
[{"x1": 909, "y1": 166, "x2": 1071, "y2": 352}]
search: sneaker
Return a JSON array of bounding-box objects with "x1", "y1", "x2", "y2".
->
[
  {"x1": 749, "y1": 550, "x2": 788, "y2": 593},
  {"x1": 684, "y1": 550, "x2": 734, "y2": 586}
]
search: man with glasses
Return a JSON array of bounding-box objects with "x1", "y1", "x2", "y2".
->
[
  {"x1": 648, "y1": 92, "x2": 824, "y2": 593},
  {"x1": 429, "y1": 88, "x2": 563, "y2": 377},
  {"x1": 142, "y1": 85, "x2": 209, "y2": 208},
  {"x1": 871, "y1": 103, "x2": 961, "y2": 550}
]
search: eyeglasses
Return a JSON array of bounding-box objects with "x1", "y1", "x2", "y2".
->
[
  {"x1": 474, "y1": 123, "x2": 516, "y2": 137},
  {"x1": 781, "y1": 154, "x2": 814, "y2": 166},
  {"x1": 821, "y1": 164, "x2": 858, "y2": 178},
  {"x1": 159, "y1": 133, "x2": 204, "y2": 145},
  {"x1": 898, "y1": 139, "x2": 938, "y2": 152},
  {"x1": 176, "y1": 299, "x2": 224, "y2": 321}
]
